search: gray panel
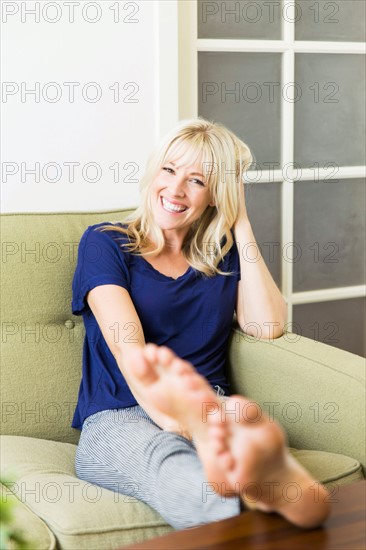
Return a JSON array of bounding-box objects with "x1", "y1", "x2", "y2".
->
[
  {"x1": 244, "y1": 181, "x2": 282, "y2": 288},
  {"x1": 295, "y1": 0, "x2": 366, "y2": 42},
  {"x1": 198, "y1": 0, "x2": 282, "y2": 40},
  {"x1": 293, "y1": 298, "x2": 366, "y2": 358},
  {"x1": 293, "y1": 179, "x2": 366, "y2": 292},
  {"x1": 198, "y1": 52, "x2": 282, "y2": 169},
  {"x1": 294, "y1": 54, "x2": 366, "y2": 168}
]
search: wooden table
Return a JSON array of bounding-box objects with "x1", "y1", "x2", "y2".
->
[{"x1": 124, "y1": 480, "x2": 365, "y2": 550}]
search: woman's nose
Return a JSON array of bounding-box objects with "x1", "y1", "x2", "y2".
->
[{"x1": 170, "y1": 177, "x2": 186, "y2": 195}]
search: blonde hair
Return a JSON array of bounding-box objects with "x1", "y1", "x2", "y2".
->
[{"x1": 96, "y1": 117, "x2": 253, "y2": 277}]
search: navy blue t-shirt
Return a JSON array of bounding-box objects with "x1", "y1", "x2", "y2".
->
[{"x1": 71, "y1": 221, "x2": 241, "y2": 430}]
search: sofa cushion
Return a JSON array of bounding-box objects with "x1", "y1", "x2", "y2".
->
[
  {"x1": 1, "y1": 435, "x2": 173, "y2": 549},
  {"x1": 1, "y1": 435, "x2": 364, "y2": 549}
]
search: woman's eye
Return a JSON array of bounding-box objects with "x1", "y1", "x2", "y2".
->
[{"x1": 162, "y1": 168, "x2": 204, "y2": 186}]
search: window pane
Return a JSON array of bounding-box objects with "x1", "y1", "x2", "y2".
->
[
  {"x1": 198, "y1": 0, "x2": 282, "y2": 40},
  {"x1": 295, "y1": 0, "x2": 366, "y2": 42},
  {"x1": 294, "y1": 53, "x2": 366, "y2": 168},
  {"x1": 293, "y1": 298, "x2": 366, "y2": 357},
  {"x1": 293, "y1": 179, "x2": 366, "y2": 292},
  {"x1": 198, "y1": 52, "x2": 282, "y2": 168},
  {"x1": 244, "y1": 182, "x2": 282, "y2": 288}
]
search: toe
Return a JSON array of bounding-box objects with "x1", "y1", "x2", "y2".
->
[
  {"x1": 217, "y1": 451, "x2": 235, "y2": 472},
  {"x1": 131, "y1": 348, "x2": 158, "y2": 385},
  {"x1": 171, "y1": 357, "x2": 193, "y2": 376},
  {"x1": 157, "y1": 346, "x2": 177, "y2": 366},
  {"x1": 144, "y1": 343, "x2": 159, "y2": 364}
]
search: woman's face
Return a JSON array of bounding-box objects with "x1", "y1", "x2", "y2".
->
[{"x1": 149, "y1": 156, "x2": 215, "y2": 237}]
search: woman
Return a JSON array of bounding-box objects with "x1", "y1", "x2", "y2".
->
[{"x1": 71, "y1": 118, "x2": 331, "y2": 530}]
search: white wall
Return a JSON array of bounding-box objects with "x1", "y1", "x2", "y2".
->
[{"x1": 1, "y1": 0, "x2": 178, "y2": 213}]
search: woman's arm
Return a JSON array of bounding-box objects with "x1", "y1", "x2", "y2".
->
[
  {"x1": 233, "y1": 186, "x2": 287, "y2": 340},
  {"x1": 87, "y1": 284, "x2": 192, "y2": 438}
]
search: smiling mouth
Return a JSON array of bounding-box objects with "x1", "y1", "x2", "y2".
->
[{"x1": 161, "y1": 196, "x2": 188, "y2": 214}]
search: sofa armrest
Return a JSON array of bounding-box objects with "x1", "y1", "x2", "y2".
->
[{"x1": 226, "y1": 322, "x2": 366, "y2": 475}]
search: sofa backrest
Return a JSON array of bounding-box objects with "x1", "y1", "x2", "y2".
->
[{"x1": 1, "y1": 209, "x2": 136, "y2": 444}]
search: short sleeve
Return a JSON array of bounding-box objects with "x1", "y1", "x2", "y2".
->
[{"x1": 71, "y1": 223, "x2": 130, "y2": 316}]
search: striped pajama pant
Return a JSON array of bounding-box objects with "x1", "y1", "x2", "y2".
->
[{"x1": 74, "y1": 386, "x2": 242, "y2": 530}]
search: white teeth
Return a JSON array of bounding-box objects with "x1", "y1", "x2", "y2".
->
[{"x1": 162, "y1": 197, "x2": 187, "y2": 213}]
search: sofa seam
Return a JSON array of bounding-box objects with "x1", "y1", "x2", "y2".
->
[
  {"x1": 288, "y1": 450, "x2": 363, "y2": 482},
  {"x1": 34, "y1": 515, "x2": 170, "y2": 536},
  {"x1": 320, "y1": 464, "x2": 364, "y2": 484}
]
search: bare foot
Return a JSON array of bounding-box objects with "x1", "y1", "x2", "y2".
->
[
  {"x1": 207, "y1": 397, "x2": 331, "y2": 528},
  {"x1": 126, "y1": 343, "x2": 228, "y2": 485},
  {"x1": 127, "y1": 343, "x2": 331, "y2": 529}
]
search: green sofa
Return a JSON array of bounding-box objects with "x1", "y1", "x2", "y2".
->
[{"x1": 1, "y1": 209, "x2": 365, "y2": 549}]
